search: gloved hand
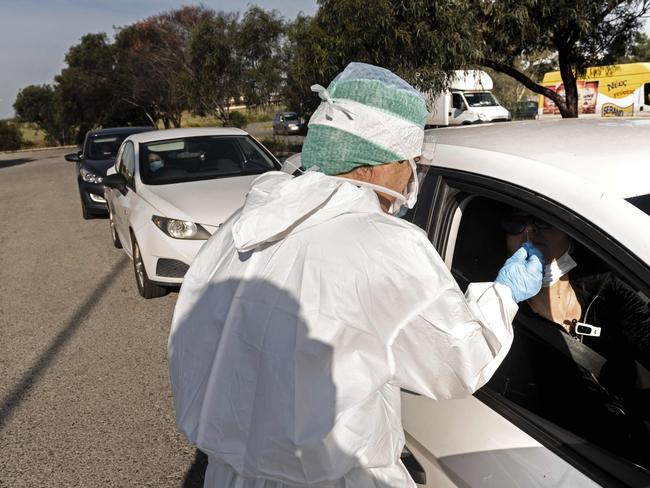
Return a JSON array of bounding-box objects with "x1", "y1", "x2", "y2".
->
[{"x1": 495, "y1": 241, "x2": 544, "y2": 303}]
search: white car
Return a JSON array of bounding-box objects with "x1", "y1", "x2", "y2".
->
[
  {"x1": 103, "y1": 127, "x2": 280, "y2": 298},
  {"x1": 401, "y1": 119, "x2": 650, "y2": 487}
]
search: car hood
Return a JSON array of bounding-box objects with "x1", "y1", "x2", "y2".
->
[
  {"x1": 137, "y1": 175, "x2": 260, "y2": 228},
  {"x1": 82, "y1": 159, "x2": 115, "y2": 175}
]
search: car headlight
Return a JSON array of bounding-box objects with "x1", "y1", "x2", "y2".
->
[
  {"x1": 152, "y1": 215, "x2": 211, "y2": 240},
  {"x1": 478, "y1": 113, "x2": 488, "y2": 121},
  {"x1": 80, "y1": 167, "x2": 103, "y2": 184}
]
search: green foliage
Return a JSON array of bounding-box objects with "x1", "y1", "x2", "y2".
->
[
  {"x1": 0, "y1": 120, "x2": 23, "y2": 151},
  {"x1": 237, "y1": 7, "x2": 285, "y2": 107},
  {"x1": 188, "y1": 13, "x2": 241, "y2": 124},
  {"x1": 13, "y1": 84, "x2": 72, "y2": 145},
  {"x1": 226, "y1": 111, "x2": 249, "y2": 128},
  {"x1": 620, "y1": 32, "x2": 650, "y2": 61}
]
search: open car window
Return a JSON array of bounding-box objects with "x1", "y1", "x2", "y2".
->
[{"x1": 449, "y1": 194, "x2": 650, "y2": 476}]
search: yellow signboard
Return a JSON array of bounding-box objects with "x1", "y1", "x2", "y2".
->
[{"x1": 601, "y1": 103, "x2": 634, "y2": 117}]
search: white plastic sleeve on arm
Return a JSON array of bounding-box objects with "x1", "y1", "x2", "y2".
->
[{"x1": 390, "y1": 282, "x2": 518, "y2": 400}]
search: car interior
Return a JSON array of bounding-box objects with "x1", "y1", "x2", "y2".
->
[
  {"x1": 140, "y1": 137, "x2": 274, "y2": 184},
  {"x1": 449, "y1": 195, "x2": 650, "y2": 471}
]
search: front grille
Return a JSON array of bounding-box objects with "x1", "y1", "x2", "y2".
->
[{"x1": 156, "y1": 258, "x2": 189, "y2": 278}]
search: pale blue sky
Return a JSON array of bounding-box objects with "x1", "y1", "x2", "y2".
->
[{"x1": 0, "y1": 0, "x2": 318, "y2": 118}]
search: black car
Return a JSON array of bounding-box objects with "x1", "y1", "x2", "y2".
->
[{"x1": 65, "y1": 126, "x2": 154, "y2": 219}]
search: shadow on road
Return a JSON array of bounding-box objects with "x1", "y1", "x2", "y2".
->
[
  {"x1": 0, "y1": 157, "x2": 35, "y2": 169},
  {"x1": 0, "y1": 256, "x2": 130, "y2": 430},
  {"x1": 182, "y1": 449, "x2": 208, "y2": 487}
]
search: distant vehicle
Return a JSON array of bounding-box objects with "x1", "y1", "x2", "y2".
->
[
  {"x1": 103, "y1": 127, "x2": 281, "y2": 298},
  {"x1": 65, "y1": 126, "x2": 154, "y2": 219},
  {"x1": 423, "y1": 70, "x2": 511, "y2": 126},
  {"x1": 512, "y1": 100, "x2": 539, "y2": 120},
  {"x1": 539, "y1": 62, "x2": 650, "y2": 118},
  {"x1": 273, "y1": 112, "x2": 306, "y2": 135}
]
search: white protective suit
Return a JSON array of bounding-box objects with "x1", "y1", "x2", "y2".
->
[{"x1": 168, "y1": 170, "x2": 518, "y2": 488}]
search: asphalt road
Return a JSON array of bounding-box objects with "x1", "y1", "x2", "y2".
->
[{"x1": 0, "y1": 149, "x2": 206, "y2": 487}]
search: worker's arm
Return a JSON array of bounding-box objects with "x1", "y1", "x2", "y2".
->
[{"x1": 389, "y1": 242, "x2": 542, "y2": 399}]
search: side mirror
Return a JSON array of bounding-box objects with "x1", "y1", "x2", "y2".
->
[
  {"x1": 103, "y1": 173, "x2": 127, "y2": 195},
  {"x1": 65, "y1": 153, "x2": 80, "y2": 162}
]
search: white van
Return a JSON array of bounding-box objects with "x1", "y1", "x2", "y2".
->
[{"x1": 424, "y1": 70, "x2": 511, "y2": 127}]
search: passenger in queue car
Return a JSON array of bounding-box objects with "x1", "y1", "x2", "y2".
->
[{"x1": 148, "y1": 152, "x2": 164, "y2": 172}]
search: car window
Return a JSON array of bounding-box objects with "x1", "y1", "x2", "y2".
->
[
  {"x1": 85, "y1": 134, "x2": 129, "y2": 160},
  {"x1": 645, "y1": 83, "x2": 650, "y2": 105},
  {"x1": 120, "y1": 141, "x2": 136, "y2": 186},
  {"x1": 139, "y1": 135, "x2": 277, "y2": 186},
  {"x1": 452, "y1": 93, "x2": 464, "y2": 110},
  {"x1": 449, "y1": 194, "x2": 650, "y2": 474},
  {"x1": 627, "y1": 194, "x2": 650, "y2": 216}
]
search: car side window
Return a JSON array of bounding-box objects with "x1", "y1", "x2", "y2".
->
[
  {"x1": 120, "y1": 141, "x2": 135, "y2": 187},
  {"x1": 452, "y1": 93, "x2": 464, "y2": 110},
  {"x1": 449, "y1": 194, "x2": 650, "y2": 474}
]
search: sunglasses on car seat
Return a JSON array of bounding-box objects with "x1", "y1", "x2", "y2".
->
[{"x1": 500, "y1": 215, "x2": 551, "y2": 235}]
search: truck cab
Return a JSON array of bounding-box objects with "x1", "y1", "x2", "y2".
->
[{"x1": 425, "y1": 70, "x2": 511, "y2": 127}]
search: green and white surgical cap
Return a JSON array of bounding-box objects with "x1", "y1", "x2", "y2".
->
[{"x1": 301, "y1": 62, "x2": 427, "y2": 176}]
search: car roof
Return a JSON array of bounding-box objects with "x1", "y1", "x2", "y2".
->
[
  {"x1": 425, "y1": 118, "x2": 650, "y2": 199},
  {"x1": 87, "y1": 126, "x2": 154, "y2": 137},
  {"x1": 127, "y1": 127, "x2": 249, "y2": 144}
]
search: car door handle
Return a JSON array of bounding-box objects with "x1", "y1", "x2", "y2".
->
[{"x1": 401, "y1": 446, "x2": 427, "y2": 485}]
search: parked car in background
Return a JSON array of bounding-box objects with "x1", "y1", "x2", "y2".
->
[
  {"x1": 512, "y1": 100, "x2": 539, "y2": 120},
  {"x1": 402, "y1": 119, "x2": 650, "y2": 487},
  {"x1": 65, "y1": 126, "x2": 154, "y2": 219},
  {"x1": 272, "y1": 112, "x2": 306, "y2": 135},
  {"x1": 103, "y1": 127, "x2": 281, "y2": 298}
]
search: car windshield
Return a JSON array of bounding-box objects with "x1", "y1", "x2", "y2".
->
[
  {"x1": 627, "y1": 194, "x2": 650, "y2": 216},
  {"x1": 463, "y1": 92, "x2": 499, "y2": 107},
  {"x1": 85, "y1": 134, "x2": 129, "y2": 160},
  {"x1": 140, "y1": 135, "x2": 278, "y2": 185},
  {"x1": 283, "y1": 113, "x2": 299, "y2": 121}
]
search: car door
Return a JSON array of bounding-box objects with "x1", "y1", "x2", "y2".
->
[
  {"x1": 110, "y1": 140, "x2": 138, "y2": 255},
  {"x1": 401, "y1": 168, "x2": 650, "y2": 487}
]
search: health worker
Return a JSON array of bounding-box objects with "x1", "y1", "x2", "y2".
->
[{"x1": 168, "y1": 62, "x2": 544, "y2": 488}]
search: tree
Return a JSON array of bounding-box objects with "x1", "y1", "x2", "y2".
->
[
  {"x1": 283, "y1": 0, "x2": 483, "y2": 115},
  {"x1": 286, "y1": 0, "x2": 650, "y2": 119},
  {"x1": 115, "y1": 6, "x2": 212, "y2": 128},
  {"x1": 188, "y1": 13, "x2": 242, "y2": 124},
  {"x1": 13, "y1": 84, "x2": 71, "y2": 145},
  {"x1": 236, "y1": 7, "x2": 286, "y2": 108},
  {"x1": 620, "y1": 32, "x2": 650, "y2": 61},
  {"x1": 474, "y1": 0, "x2": 650, "y2": 117},
  {"x1": 54, "y1": 33, "x2": 120, "y2": 142},
  {"x1": 0, "y1": 121, "x2": 23, "y2": 151}
]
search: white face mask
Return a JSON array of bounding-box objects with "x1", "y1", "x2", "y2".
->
[
  {"x1": 330, "y1": 158, "x2": 421, "y2": 215},
  {"x1": 150, "y1": 159, "x2": 164, "y2": 172},
  {"x1": 542, "y1": 251, "x2": 577, "y2": 287}
]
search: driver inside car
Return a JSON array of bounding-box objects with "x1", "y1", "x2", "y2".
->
[{"x1": 493, "y1": 207, "x2": 650, "y2": 468}]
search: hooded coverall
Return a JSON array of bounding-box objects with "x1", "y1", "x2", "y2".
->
[{"x1": 168, "y1": 170, "x2": 518, "y2": 488}]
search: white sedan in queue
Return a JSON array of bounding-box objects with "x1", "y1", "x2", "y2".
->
[{"x1": 103, "y1": 127, "x2": 280, "y2": 298}]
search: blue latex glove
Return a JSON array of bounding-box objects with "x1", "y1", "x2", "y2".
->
[{"x1": 495, "y1": 241, "x2": 544, "y2": 303}]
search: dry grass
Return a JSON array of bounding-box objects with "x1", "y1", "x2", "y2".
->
[{"x1": 18, "y1": 123, "x2": 49, "y2": 148}]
